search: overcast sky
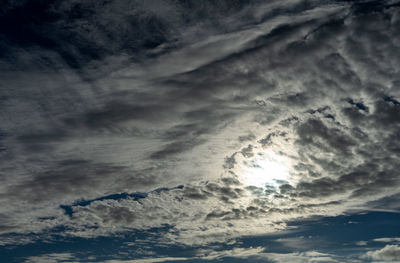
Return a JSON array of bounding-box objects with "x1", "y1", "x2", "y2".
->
[{"x1": 1, "y1": 0, "x2": 400, "y2": 262}]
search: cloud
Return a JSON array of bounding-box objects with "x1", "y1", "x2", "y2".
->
[
  {"x1": 1, "y1": 0, "x2": 400, "y2": 257},
  {"x1": 276, "y1": 236, "x2": 319, "y2": 250},
  {"x1": 356, "y1": 241, "x2": 368, "y2": 246},
  {"x1": 23, "y1": 253, "x2": 77, "y2": 263},
  {"x1": 103, "y1": 257, "x2": 189, "y2": 263},
  {"x1": 30, "y1": 247, "x2": 339, "y2": 263},
  {"x1": 374, "y1": 238, "x2": 400, "y2": 243},
  {"x1": 366, "y1": 245, "x2": 400, "y2": 261},
  {"x1": 195, "y1": 246, "x2": 266, "y2": 260},
  {"x1": 3, "y1": 159, "x2": 128, "y2": 203},
  {"x1": 200, "y1": 248, "x2": 340, "y2": 263},
  {"x1": 264, "y1": 251, "x2": 339, "y2": 263}
]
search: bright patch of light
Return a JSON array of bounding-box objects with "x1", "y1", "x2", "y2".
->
[{"x1": 239, "y1": 150, "x2": 291, "y2": 187}]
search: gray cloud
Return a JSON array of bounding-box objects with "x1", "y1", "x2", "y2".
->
[
  {"x1": 1, "y1": 0, "x2": 400, "y2": 253},
  {"x1": 2, "y1": 159, "x2": 127, "y2": 203}
]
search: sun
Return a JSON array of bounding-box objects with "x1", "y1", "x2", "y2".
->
[{"x1": 239, "y1": 149, "x2": 291, "y2": 187}]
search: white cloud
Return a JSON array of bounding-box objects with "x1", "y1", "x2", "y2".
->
[
  {"x1": 366, "y1": 245, "x2": 400, "y2": 261},
  {"x1": 25, "y1": 247, "x2": 341, "y2": 263},
  {"x1": 356, "y1": 241, "x2": 368, "y2": 246},
  {"x1": 82, "y1": 248, "x2": 339, "y2": 263},
  {"x1": 196, "y1": 246, "x2": 265, "y2": 260},
  {"x1": 374, "y1": 238, "x2": 400, "y2": 243},
  {"x1": 103, "y1": 257, "x2": 189, "y2": 263},
  {"x1": 23, "y1": 253, "x2": 77, "y2": 263}
]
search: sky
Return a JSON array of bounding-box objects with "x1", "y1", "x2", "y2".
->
[{"x1": 1, "y1": 0, "x2": 400, "y2": 262}]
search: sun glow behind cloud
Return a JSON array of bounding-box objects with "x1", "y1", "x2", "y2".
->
[{"x1": 238, "y1": 149, "x2": 292, "y2": 188}]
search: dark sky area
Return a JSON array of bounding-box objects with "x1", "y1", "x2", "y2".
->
[{"x1": 1, "y1": 0, "x2": 400, "y2": 262}]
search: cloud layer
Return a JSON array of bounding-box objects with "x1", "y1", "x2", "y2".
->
[{"x1": 1, "y1": 1, "x2": 400, "y2": 261}]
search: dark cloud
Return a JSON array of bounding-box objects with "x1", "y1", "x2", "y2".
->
[
  {"x1": 223, "y1": 153, "x2": 237, "y2": 169},
  {"x1": 63, "y1": 103, "x2": 170, "y2": 129},
  {"x1": 182, "y1": 186, "x2": 209, "y2": 200},
  {"x1": 238, "y1": 133, "x2": 256, "y2": 142},
  {"x1": 16, "y1": 129, "x2": 69, "y2": 152},
  {"x1": 150, "y1": 138, "x2": 206, "y2": 159},
  {"x1": 1, "y1": 1, "x2": 400, "y2": 259},
  {"x1": 182, "y1": 180, "x2": 246, "y2": 203},
  {"x1": 366, "y1": 192, "x2": 400, "y2": 211},
  {"x1": 0, "y1": 130, "x2": 7, "y2": 153},
  {"x1": 296, "y1": 118, "x2": 356, "y2": 155},
  {"x1": 0, "y1": 0, "x2": 262, "y2": 70},
  {"x1": 240, "y1": 144, "x2": 254, "y2": 158},
  {"x1": 258, "y1": 131, "x2": 287, "y2": 146},
  {"x1": 2, "y1": 159, "x2": 127, "y2": 203},
  {"x1": 204, "y1": 182, "x2": 244, "y2": 203}
]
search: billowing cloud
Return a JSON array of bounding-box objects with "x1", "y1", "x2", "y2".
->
[{"x1": 366, "y1": 245, "x2": 400, "y2": 262}]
